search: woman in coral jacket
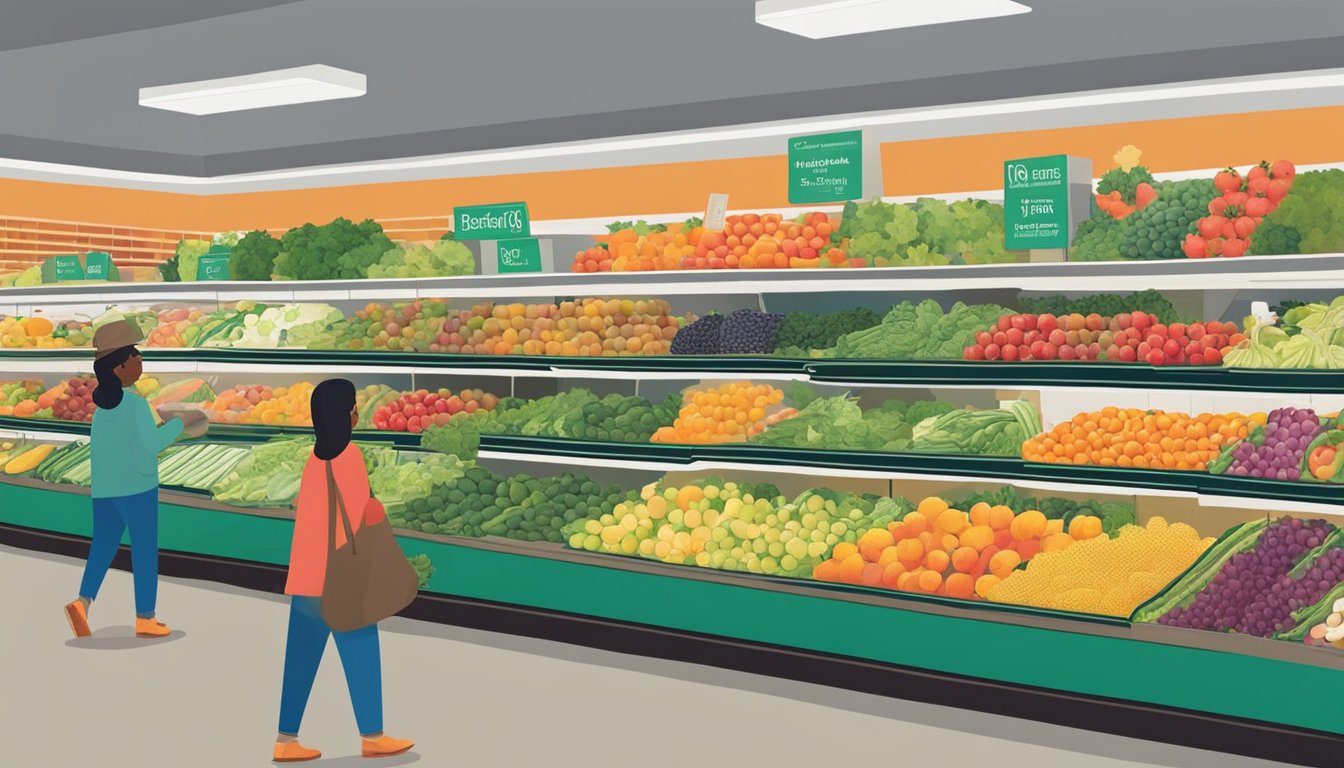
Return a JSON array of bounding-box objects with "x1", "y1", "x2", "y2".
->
[{"x1": 273, "y1": 379, "x2": 414, "y2": 763}]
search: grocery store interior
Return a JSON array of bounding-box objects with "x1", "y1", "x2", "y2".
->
[{"x1": 3, "y1": 1, "x2": 1344, "y2": 766}]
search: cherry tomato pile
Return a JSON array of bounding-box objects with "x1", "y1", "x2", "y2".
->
[{"x1": 1183, "y1": 160, "x2": 1295, "y2": 259}]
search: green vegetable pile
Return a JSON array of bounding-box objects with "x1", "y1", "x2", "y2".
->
[
  {"x1": 370, "y1": 453, "x2": 468, "y2": 520},
  {"x1": 1117, "y1": 179, "x2": 1215, "y2": 260},
  {"x1": 1018, "y1": 289, "x2": 1181, "y2": 324},
  {"x1": 1068, "y1": 215, "x2": 1126, "y2": 262},
  {"x1": 773, "y1": 307, "x2": 882, "y2": 356},
  {"x1": 159, "y1": 239, "x2": 211, "y2": 282},
  {"x1": 368, "y1": 240, "x2": 475, "y2": 278},
  {"x1": 826, "y1": 299, "x2": 1006, "y2": 359},
  {"x1": 229, "y1": 230, "x2": 283, "y2": 282},
  {"x1": 909, "y1": 401, "x2": 1042, "y2": 457},
  {"x1": 749, "y1": 394, "x2": 978, "y2": 453},
  {"x1": 396, "y1": 465, "x2": 632, "y2": 543},
  {"x1": 210, "y1": 437, "x2": 314, "y2": 507},
  {"x1": 423, "y1": 389, "x2": 682, "y2": 453},
  {"x1": 843, "y1": 198, "x2": 1021, "y2": 267},
  {"x1": 1249, "y1": 170, "x2": 1344, "y2": 255},
  {"x1": 273, "y1": 218, "x2": 394, "y2": 281},
  {"x1": 1096, "y1": 163, "x2": 1156, "y2": 203}
]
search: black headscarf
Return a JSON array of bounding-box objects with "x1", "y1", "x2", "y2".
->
[{"x1": 311, "y1": 378, "x2": 356, "y2": 460}]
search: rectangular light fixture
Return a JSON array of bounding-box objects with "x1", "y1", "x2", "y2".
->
[
  {"x1": 139, "y1": 64, "x2": 366, "y2": 115},
  {"x1": 756, "y1": 0, "x2": 1031, "y2": 39}
]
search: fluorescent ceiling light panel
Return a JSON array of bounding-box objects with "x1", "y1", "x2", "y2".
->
[
  {"x1": 756, "y1": 0, "x2": 1031, "y2": 38},
  {"x1": 139, "y1": 64, "x2": 366, "y2": 115}
]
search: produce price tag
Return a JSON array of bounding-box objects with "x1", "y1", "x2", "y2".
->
[
  {"x1": 703, "y1": 193, "x2": 730, "y2": 232},
  {"x1": 788, "y1": 131, "x2": 862, "y2": 204},
  {"x1": 44, "y1": 254, "x2": 85, "y2": 282},
  {"x1": 454, "y1": 202, "x2": 530, "y2": 240},
  {"x1": 81, "y1": 251, "x2": 114, "y2": 280},
  {"x1": 1003, "y1": 154, "x2": 1093, "y2": 251},
  {"x1": 198, "y1": 254, "x2": 232, "y2": 281},
  {"x1": 495, "y1": 238, "x2": 544, "y2": 273}
]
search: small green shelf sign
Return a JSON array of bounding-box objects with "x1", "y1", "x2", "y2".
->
[
  {"x1": 51, "y1": 255, "x2": 84, "y2": 281},
  {"x1": 42, "y1": 252, "x2": 120, "y2": 283},
  {"x1": 198, "y1": 255, "x2": 231, "y2": 281},
  {"x1": 454, "y1": 202, "x2": 530, "y2": 240},
  {"x1": 82, "y1": 252, "x2": 114, "y2": 280},
  {"x1": 788, "y1": 131, "x2": 862, "y2": 204},
  {"x1": 1003, "y1": 154, "x2": 1093, "y2": 251},
  {"x1": 496, "y1": 238, "x2": 543, "y2": 273}
]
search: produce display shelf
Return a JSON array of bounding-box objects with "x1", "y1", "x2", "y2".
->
[
  {"x1": 0, "y1": 476, "x2": 1341, "y2": 766},
  {"x1": 482, "y1": 436, "x2": 1344, "y2": 510},
  {"x1": 3, "y1": 252, "x2": 1344, "y2": 306},
  {"x1": 0, "y1": 417, "x2": 426, "y2": 448},
  {"x1": 6, "y1": 348, "x2": 1344, "y2": 393}
]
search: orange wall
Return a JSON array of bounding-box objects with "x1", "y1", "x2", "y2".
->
[
  {"x1": 2, "y1": 105, "x2": 1341, "y2": 232},
  {"x1": 883, "y1": 105, "x2": 1344, "y2": 196}
]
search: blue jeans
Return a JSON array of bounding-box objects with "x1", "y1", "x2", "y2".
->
[
  {"x1": 79, "y1": 488, "x2": 159, "y2": 618},
  {"x1": 278, "y1": 596, "x2": 383, "y2": 737}
]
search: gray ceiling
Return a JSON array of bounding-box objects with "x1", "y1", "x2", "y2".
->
[{"x1": 1, "y1": 0, "x2": 1342, "y2": 177}]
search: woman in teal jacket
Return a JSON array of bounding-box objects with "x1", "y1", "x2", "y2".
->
[{"x1": 63, "y1": 320, "x2": 204, "y2": 639}]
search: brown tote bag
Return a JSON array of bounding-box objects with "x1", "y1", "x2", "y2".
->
[{"x1": 320, "y1": 461, "x2": 419, "y2": 632}]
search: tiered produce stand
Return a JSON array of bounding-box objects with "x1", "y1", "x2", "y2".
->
[{"x1": 6, "y1": 183, "x2": 1344, "y2": 766}]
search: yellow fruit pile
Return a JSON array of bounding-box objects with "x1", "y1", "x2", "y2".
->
[
  {"x1": 650, "y1": 382, "x2": 792, "y2": 444},
  {"x1": 241, "y1": 382, "x2": 315, "y2": 426},
  {"x1": 987, "y1": 516, "x2": 1213, "y2": 617}
]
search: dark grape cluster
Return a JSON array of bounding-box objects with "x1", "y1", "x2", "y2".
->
[
  {"x1": 1160, "y1": 518, "x2": 1332, "y2": 633},
  {"x1": 1237, "y1": 547, "x2": 1344, "y2": 637},
  {"x1": 1227, "y1": 407, "x2": 1321, "y2": 481},
  {"x1": 718, "y1": 309, "x2": 784, "y2": 355},
  {"x1": 669, "y1": 314, "x2": 724, "y2": 355}
]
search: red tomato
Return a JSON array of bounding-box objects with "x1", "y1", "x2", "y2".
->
[
  {"x1": 1234, "y1": 216, "x2": 1257, "y2": 238},
  {"x1": 1271, "y1": 160, "x2": 1296, "y2": 182},
  {"x1": 1204, "y1": 347, "x2": 1223, "y2": 365},
  {"x1": 389, "y1": 412, "x2": 408, "y2": 431},
  {"x1": 401, "y1": 404, "x2": 416, "y2": 418},
  {"x1": 1183, "y1": 234, "x2": 1207, "y2": 259},
  {"x1": 1221, "y1": 238, "x2": 1248, "y2": 257},
  {"x1": 1265, "y1": 178, "x2": 1290, "y2": 204},
  {"x1": 1245, "y1": 196, "x2": 1273, "y2": 218},
  {"x1": 1197, "y1": 216, "x2": 1226, "y2": 239},
  {"x1": 1214, "y1": 169, "x2": 1243, "y2": 194},
  {"x1": 1246, "y1": 164, "x2": 1269, "y2": 184},
  {"x1": 1002, "y1": 344, "x2": 1020, "y2": 362},
  {"x1": 964, "y1": 346, "x2": 985, "y2": 361}
]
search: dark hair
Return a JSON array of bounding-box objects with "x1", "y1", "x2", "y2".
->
[
  {"x1": 311, "y1": 378, "x2": 357, "y2": 461},
  {"x1": 91, "y1": 346, "x2": 140, "y2": 410}
]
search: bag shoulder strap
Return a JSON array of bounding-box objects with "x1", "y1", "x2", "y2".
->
[{"x1": 325, "y1": 459, "x2": 357, "y2": 555}]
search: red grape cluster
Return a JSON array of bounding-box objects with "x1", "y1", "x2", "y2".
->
[
  {"x1": 55, "y1": 376, "x2": 97, "y2": 422},
  {"x1": 1226, "y1": 407, "x2": 1322, "y2": 481}
]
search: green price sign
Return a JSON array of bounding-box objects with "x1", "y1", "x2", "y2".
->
[
  {"x1": 496, "y1": 238, "x2": 543, "y2": 273},
  {"x1": 788, "y1": 131, "x2": 862, "y2": 204},
  {"x1": 50, "y1": 255, "x2": 84, "y2": 282},
  {"x1": 81, "y1": 252, "x2": 113, "y2": 280},
  {"x1": 1004, "y1": 155, "x2": 1072, "y2": 249},
  {"x1": 198, "y1": 255, "x2": 231, "y2": 281},
  {"x1": 454, "y1": 202, "x2": 530, "y2": 240}
]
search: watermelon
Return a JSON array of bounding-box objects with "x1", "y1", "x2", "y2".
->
[{"x1": 150, "y1": 378, "x2": 216, "y2": 408}]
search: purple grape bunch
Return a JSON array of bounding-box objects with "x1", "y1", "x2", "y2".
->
[
  {"x1": 1236, "y1": 547, "x2": 1344, "y2": 637},
  {"x1": 1160, "y1": 517, "x2": 1333, "y2": 634},
  {"x1": 1227, "y1": 407, "x2": 1322, "y2": 481}
]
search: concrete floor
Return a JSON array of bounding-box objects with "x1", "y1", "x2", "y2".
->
[{"x1": 0, "y1": 544, "x2": 1305, "y2": 768}]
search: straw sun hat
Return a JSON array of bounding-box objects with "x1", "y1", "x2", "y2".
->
[{"x1": 92, "y1": 320, "x2": 145, "y2": 360}]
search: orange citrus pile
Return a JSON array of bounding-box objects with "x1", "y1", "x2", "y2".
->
[
  {"x1": 650, "y1": 382, "x2": 794, "y2": 444},
  {"x1": 572, "y1": 223, "x2": 703, "y2": 273},
  {"x1": 811, "y1": 496, "x2": 1107, "y2": 599},
  {"x1": 208, "y1": 382, "x2": 315, "y2": 426},
  {"x1": 1022, "y1": 407, "x2": 1265, "y2": 470}
]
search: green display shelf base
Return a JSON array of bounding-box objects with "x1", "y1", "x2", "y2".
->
[{"x1": 2, "y1": 476, "x2": 1343, "y2": 756}]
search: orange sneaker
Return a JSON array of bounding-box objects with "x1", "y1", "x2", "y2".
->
[
  {"x1": 362, "y1": 735, "x2": 414, "y2": 758},
  {"x1": 135, "y1": 618, "x2": 171, "y2": 638},
  {"x1": 65, "y1": 600, "x2": 91, "y2": 639},
  {"x1": 273, "y1": 741, "x2": 321, "y2": 762}
]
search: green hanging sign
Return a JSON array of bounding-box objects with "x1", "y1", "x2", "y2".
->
[
  {"x1": 788, "y1": 131, "x2": 862, "y2": 204},
  {"x1": 454, "y1": 202, "x2": 530, "y2": 240},
  {"x1": 81, "y1": 252, "x2": 114, "y2": 280}
]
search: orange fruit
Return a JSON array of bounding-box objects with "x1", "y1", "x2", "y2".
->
[
  {"x1": 1041, "y1": 533, "x2": 1074, "y2": 553},
  {"x1": 813, "y1": 560, "x2": 840, "y2": 581},
  {"x1": 945, "y1": 573, "x2": 975, "y2": 600},
  {"x1": 881, "y1": 562, "x2": 906, "y2": 588},
  {"x1": 832, "y1": 542, "x2": 859, "y2": 562},
  {"x1": 860, "y1": 563, "x2": 885, "y2": 587},
  {"x1": 959, "y1": 525, "x2": 994, "y2": 551},
  {"x1": 935, "y1": 508, "x2": 969, "y2": 535},
  {"x1": 917, "y1": 496, "x2": 950, "y2": 518},
  {"x1": 925, "y1": 549, "x2": 950, "y2": 573},
  {"x1": 838, "y1": 553, "x2": 866, "y2": 583},
  {"x1": 917, "y1": 570, "x2": 943, "y2": 593},
  {"x1": 989, "y1": 550, "x2": 1023, "y2": 579},
  {"x1": 1015, "y1": 509, "x2": 1047, "y2": 540},
  {"x1": 951, "y1": 546, "x2": 979, "y2": 573},
  {"x1": 903, "y1": 511, "x2": 930, "y2": 536},
  {"x1": 969, "y1": 502, "x2": 992, "y2": 526},
  {"x1": 895, "y1": 538, "x2": 925, "y2": 569},
  {"x1": 975, "y1": 574, "x2": 1002, "y2": 598},
  {"x1": 877, "y1": 547, "x2": 902, "y2": 567},
  {"x1": 988, "y1": 505, "x2": 1015, "y2": 531},
  {"x1": 858, "y1": 528, "x2": 894, "y2": 562}
]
